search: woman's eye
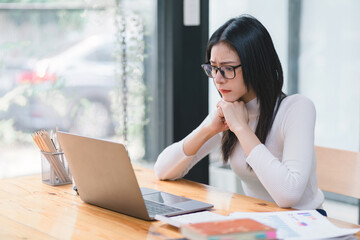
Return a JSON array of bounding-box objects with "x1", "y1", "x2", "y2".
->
[{"x1": 223, "y1": 66, "x2": 233, "y2": 72}]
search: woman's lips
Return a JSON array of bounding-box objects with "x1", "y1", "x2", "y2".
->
[{"x1": 219, "y1": 89, "x2": 231, "y2": 94}]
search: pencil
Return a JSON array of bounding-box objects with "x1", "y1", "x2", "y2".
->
[{"x1": 32, "y1": 130, "x2": 71, "y2": 183}]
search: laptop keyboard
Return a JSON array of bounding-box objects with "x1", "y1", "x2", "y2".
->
[{"x1": 144, "y1": 200, "x2": 182, "y2": 216}]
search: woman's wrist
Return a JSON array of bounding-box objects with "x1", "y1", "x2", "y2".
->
[
  {"x1": 200, "y1": 124, "x2": 218, "y2": 140},
  {"x1": 183, "y1": 125, "x2": 217, "y2": 156},
  {"x1": 232, "y1": 123, "x2": 249, "y2": 136},
  {"x1": 233, "y1": 125, "x2": 261, "y2": 156}
]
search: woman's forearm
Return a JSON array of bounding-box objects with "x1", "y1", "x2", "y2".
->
[
  {"x1": 233, "y1": 126, "x2": 261, "y2": 156},
  {"x1": 183, "y1": 125, "x2": 217, "y2": 156}
]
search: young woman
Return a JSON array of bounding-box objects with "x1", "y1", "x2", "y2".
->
[{"x1": 154, "y1": 15, "x2": 325, "y2": 214}]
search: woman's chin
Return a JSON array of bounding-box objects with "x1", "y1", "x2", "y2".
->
[{"x1": 222, "y1": 96, "x2": 237, "y2": 102}]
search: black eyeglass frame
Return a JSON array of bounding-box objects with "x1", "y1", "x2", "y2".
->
[{"x1": 201, "y1": 63, "x2": 242, "y2": 79}]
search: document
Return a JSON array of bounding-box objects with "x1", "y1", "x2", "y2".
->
[
  {"x1": 156, "y1": 210, "x2": 359, "y2": 239},
  {"x1": 229, "y1": 210, "x2": 359, "y2": 240}
]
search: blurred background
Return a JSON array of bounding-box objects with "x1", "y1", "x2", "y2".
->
[{"x1": 0, "y1": 0, "x2": 359, "y2": 224}]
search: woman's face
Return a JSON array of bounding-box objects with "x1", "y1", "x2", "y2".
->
[{"x1": 210, "y1": 42, "x2": 255, "y2": 103}]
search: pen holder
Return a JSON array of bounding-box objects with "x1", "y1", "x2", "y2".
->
[{"x1": 41, "y1": 151, "x2": 72, "y2": 186}]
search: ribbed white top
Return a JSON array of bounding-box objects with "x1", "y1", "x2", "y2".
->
[{"x1": 154, "y1": 94, "x2": 324, "y2": 210}]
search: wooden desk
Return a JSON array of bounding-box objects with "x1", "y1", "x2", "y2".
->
[{"x1": 1, "y1": 165, "x2": 359, "y2": 239}]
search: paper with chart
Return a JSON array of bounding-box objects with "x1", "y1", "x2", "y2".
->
[
  {"x1": 155, "y1": 209, "x2": 359, "y2": 239},
  {"x1": 229, "y1": 210, "x2": 359, "y2": 239}
]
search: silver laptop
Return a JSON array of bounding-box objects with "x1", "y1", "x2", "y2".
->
[{"x1": 57, "y1": 131, "x2": 213, "y2": 221}]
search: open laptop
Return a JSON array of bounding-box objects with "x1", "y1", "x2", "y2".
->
[{"x1": 57, "y1": 131, "x2": 213, "y2": 221}]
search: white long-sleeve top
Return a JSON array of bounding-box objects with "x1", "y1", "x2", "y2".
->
[{"x1": 154, "y1": 94, "x2": 324, "y2": 210}]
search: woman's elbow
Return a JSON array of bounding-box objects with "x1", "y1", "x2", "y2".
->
[
  {"x1": 155, "y1": 170, "x2": 168, "y2": 180},
  {"x1": 274, "y1": 194, "x2": 301, "y2": 208},
  {"x1": 154, "y1": 163, "x2": 186, "y2": 180},
  {"x1": 154, "y1": 163, "x2": 168, "y2": 180},
  {"x1": 154, "y1": 162, "x2": 179, "y2": 180}
]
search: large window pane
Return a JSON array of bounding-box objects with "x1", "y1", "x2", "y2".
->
[
  {"x1": 0, "y1": 0, "x2": 158, "y2": 178},
  {"x1": 299, "y1": 0, "x2": 360, "y2": 151}
]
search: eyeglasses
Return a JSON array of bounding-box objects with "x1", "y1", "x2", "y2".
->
[{"x1": 201, "y1": 63, "x2": 242, "y2": 79}]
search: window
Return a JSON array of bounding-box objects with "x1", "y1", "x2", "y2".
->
[
  {"x1": 299, "y1": 0, "x2": 360, "y2": 151},
  {"x1": 0, "y1": 0, "x2": 158, "y2": 178}
]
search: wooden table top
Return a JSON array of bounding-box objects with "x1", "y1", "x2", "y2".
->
[{"x1": 1, "y1": 165, "x2": 359, "y2": 239}]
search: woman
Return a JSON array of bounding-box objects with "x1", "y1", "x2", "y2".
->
[{"x1": 154, "y1": 15, "x2": 325, "y2": 214}]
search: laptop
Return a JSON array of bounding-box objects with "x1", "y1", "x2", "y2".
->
[{"x1": 57, "y1": 131, "x2": 213, "y2": 221}]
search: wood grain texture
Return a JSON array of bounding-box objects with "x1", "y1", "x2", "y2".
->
[{"x1": 0, "y1": 165, "x2": 359, "y2": 239}]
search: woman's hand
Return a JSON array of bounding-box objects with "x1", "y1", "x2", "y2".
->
[
  {"x1": 217, "y1": 98, "x2": 261, "y2": 156},
  {"x1": 205, "y1": 105, "x2": 230, "y2": 135},
  {"x1": 183, "y1": 106, "x2": 229, "y2": 156},
  {"x1": 216, "y1": 99, "x2": 249, "y2": 134}
]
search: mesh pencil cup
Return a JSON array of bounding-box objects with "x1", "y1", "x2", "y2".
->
[{"x1": 41, "y1": 151, "x2": 72, "y2": 186}]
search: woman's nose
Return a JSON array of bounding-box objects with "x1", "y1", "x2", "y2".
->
[{"x1": 214, "y1": 71, "x2": 225, "y2": 84}]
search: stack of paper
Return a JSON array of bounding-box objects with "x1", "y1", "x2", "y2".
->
[{"x1": 156, "y1": 210, "x2": 359, "y2": 239}]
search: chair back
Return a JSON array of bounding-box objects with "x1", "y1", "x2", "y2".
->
[{"x1": 316, "y1": 146, "x2": 360, "y2": 199}]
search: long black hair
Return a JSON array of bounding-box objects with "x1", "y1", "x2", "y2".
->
[{"x1": 205, "y1": 15, "x2": 286, "y2": 163}]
